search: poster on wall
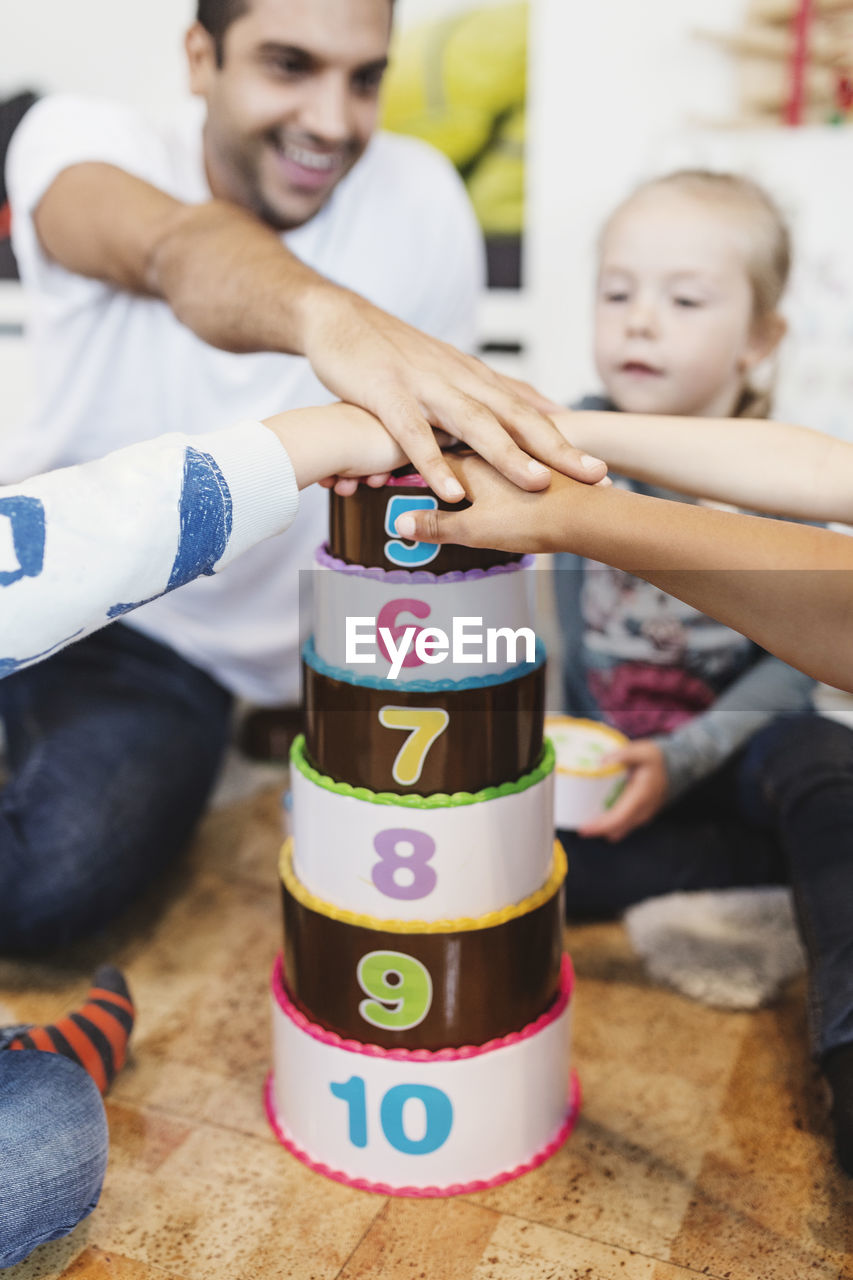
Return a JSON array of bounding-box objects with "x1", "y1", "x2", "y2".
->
[{"x1": 382, "y1": 0, "x2": 527, "y2": 287}]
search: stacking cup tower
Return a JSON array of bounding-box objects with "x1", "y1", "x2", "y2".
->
[{"x1": 266, "y1": 473, "x2": 580, "y2": 1195}]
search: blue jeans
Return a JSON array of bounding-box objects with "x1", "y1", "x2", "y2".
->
[
  {"x1": 0, "y1": 1047, "x2": 108, "y2": 1267},
  {"x1": 0, "y1": 623, "x2": 233, "y2": 953},
  {"x1": 560, "y1": 714, "x2": 853, "y2": 1060}
]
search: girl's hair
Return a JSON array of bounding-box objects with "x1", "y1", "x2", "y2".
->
[{"x1": 615, "y1": 169, "x2": 792, "y2": 419}]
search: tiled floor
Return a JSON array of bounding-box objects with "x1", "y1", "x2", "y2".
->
[{"x1": 2, "y1": 780, "x2": 852, "y2": 1280}]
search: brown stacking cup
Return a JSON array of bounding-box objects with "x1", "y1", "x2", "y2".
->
[
  {"x1": 329, "y1": 477, "x2": 523, "y2": 574},
  {"x1": 280, "y1": 839, "x2": 566, "y2": 1051},
  {"x1": 302, "y1": 639, "x2": 545, "y2": 796}
]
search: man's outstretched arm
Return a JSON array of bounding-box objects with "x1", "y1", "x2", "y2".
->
[{"x1": 32, "y1": 161, "x2": 605, "y2": 502}]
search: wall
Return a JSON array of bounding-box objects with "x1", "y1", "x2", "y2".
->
[
  {"x1": 2, "y1": 0, "x2": 195, "y2": 112},
  {"x1": 0, "y1": 0, "x2": 463, "y2": 109}
]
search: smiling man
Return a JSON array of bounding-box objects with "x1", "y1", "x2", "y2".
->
[
  {"x1": 195, "y1": 0, "x2": 389, "y2": 228},
  {"x1": 0, "y1": 0, "x2": 602, "y2": 953}
]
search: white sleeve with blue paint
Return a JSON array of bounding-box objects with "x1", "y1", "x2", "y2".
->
[{"x1": 0, "y1": 421, "x2": 299, "y2": 677}]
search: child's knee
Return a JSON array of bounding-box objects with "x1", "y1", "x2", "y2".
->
[{"x1": 0, "y1": 1051, "x2": 108, "y2": 1263}]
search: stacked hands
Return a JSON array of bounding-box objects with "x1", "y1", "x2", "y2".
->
[
  {"x1": 301, "y1": 296, "x2": 608, "y2": 501},
  {"x1": 285, "y1": 382, "x2": 659, "y2": 845}
]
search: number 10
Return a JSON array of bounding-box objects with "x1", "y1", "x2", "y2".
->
[{"x1": 330, "y1": 1076, "x2": 453, "y2": 1155}]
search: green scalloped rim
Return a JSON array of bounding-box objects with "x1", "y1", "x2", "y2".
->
[{"x1": 290, "y1": 735, "x2": 555, "y2": 809}]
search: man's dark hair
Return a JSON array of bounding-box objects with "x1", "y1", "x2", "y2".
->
[
  {"x1": 195, "y1": 0, "x2": 391, "y2": 64},
  {"x1": 197, "y1": 0, "x2": 250, "y2": 65},
  {"x1": 197, "y1": 0, "x2": 394, "y2": 66}
]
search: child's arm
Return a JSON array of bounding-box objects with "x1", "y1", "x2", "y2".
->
[
  {"x1": 264, "y1": 403, "x2": 406, "y2": 487},
  {"x1": 584, "y1": 654, "x2": 815, "y2": 843},
  {"x1": 557, "y1": 409, "x2": 853, "y2": 524},
  {"x1": 0, "y1": 404, "x2": 405, "y2": 677},
  {"x1": 393, "y1": 455, "x2": 853, "y2": 693}
]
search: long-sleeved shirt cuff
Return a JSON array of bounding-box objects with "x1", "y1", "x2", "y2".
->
[
  {"x1": 654, "y1": 728, "x2": 726, "y2": 803},
  {"x1": 655, "y1": 707, "x2": 793, "y2": 802},
  {"x1": 194, "y1": 421, "x2": 301, "y2": 570}
]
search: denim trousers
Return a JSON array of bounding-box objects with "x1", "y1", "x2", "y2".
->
[
  {"x1": 0, "y1": 623, "x2": 234, "y2": 953},
  {"x1": 560, "y1": 713, "x2": 853, "y2": 1060},
  {"x1": 0, "y1": 1046, "x2": 108, "y2": 1267}
]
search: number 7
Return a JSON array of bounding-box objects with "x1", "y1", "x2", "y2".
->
[{"x1": 378, "y1": 706, "x2": 450, "y2": 786}]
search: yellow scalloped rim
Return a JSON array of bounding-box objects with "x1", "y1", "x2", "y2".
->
[
  {"x1": 545, "y1": 715, "x2": 628, "y2": 778},
  {"x1": 280, "y1": 838, "x2": 567, "y2": 934}
]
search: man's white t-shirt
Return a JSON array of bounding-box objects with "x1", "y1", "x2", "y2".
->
[{"x1": 5, "y1": 94, "x2": 484, "y2": 703}]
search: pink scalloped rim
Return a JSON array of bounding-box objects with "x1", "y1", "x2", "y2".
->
[
  {"x1": 315, "y1": 543, "x2": 533, "y2": 584},
  {"x1": 384, "y1": 473, "x2": 429, "y2": 489},
  {"x1": 271, "y1": 953, "x2": 574, "y2": 1060},
  {"x1": 263, "y1": 1069, "x2": 581, "y2": 1197}
]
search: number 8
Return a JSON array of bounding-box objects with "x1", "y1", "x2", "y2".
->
[{"x1": 372, "y1": 829, "x2": 437, "y2": 901}]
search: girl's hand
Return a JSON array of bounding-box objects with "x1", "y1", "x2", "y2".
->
[
  {"x1": 579, "y1": 740, "x2": 669, "y2": 842},
  {"x1": 390, "y1": 453, "x2": 611, "y2": 550},
  {"x1": 391, "y1": 454, "x2": 559, "y2": 551}
]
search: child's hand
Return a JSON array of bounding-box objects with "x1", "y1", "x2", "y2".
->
[
  {"x1": 317, "y1": 426, "x2": 459, "y2": 498},
  {"x1": 579, "y1": 740, "x2": 669, "y2": 842},
  {"x1": 263, "y1": 404, "x2": 408, "y2": 490},
  {"x1": 319, "y1": 472, "x2": 393, "y2": 497},
  {"x1": 392, "y1": 454, "x2": 566, "y2": 552}
]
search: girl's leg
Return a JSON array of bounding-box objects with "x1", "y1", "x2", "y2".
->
[
  {"x1": 739, "y1": 713, "x2": 853, "y2": 1057},
  {"x1": 738, "y1": 713, "x2": 853, "y2": 1172},
  {"x1": 560, "y1": 754, "x2": 783, "y2": 921}
]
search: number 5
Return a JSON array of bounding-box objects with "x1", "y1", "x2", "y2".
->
[{"x1": 378, "y1": 706, "x2": 449, "y2": 786}]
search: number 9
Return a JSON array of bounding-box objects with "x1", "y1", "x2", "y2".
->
[{"x1": 357, "y1": 950, "x2": 433, "y2": 1031}]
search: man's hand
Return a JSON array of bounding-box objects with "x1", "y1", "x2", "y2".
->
[
  {"x1": 579, "y1": 741, "x2": 669, "y2": 842},
  {"x1": 301, "y1": 289, "x2": 607, "y2": 503}
]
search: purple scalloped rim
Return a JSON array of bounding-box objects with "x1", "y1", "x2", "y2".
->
[
  {"x1": 264, "y1": 1069, "x2": 581, "y2": 1198},
  {"x1": 315, "y1": 543, "x2": 534, "y2": 585},
  {"x1": 271, "y1": 952, "x2": 574, "y2": 1060}
]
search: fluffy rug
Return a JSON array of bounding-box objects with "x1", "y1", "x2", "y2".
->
[{"x1": 625, "y1": 887, "x2": 806, "y2": 1010}]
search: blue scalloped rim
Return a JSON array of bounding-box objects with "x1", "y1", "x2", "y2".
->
[{"x1": 302, "y1": 636, "x2": 546, "y2": 692}]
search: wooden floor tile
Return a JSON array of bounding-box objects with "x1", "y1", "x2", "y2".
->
[
  {"x1": 337, "y1": 1200, "x2": 501, "y2": 1279},
  {"x1": 88, "y1": 1124, "x2": 385, "y2": 1280},
  {"x1": 471, "y1": 1217, "x2": 701, "y2": 1279},
  {"x1": 60, "y1": 1247, "x2": 189, "y2": 1279},
  {"x1": 667, "y1": 998, "x2": 853, "y2": 1280}
]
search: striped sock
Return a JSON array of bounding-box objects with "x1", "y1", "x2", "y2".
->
[{"x1": 7, "y1": 965, "x2": 135, "y2": 1095}]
